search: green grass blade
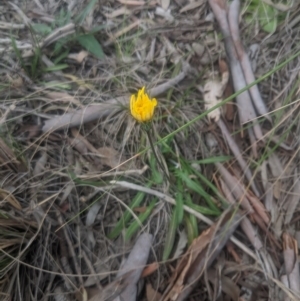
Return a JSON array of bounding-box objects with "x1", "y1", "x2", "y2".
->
[
  {"x1": 176, "y1": 170, "x2": 220, "y2": 213},
  {"x1": 74, "y1": 0, "x2": 98, "y2": 24},
  {"x1": 53, "y1": 50, "x2": 70, "y2": 64},
  {"x1": 163, "y1": 207, "x2": 179, "y2": 261},
  {"x1": 175, "y1": 180, "x2": 184, "y2": 224},
  {"x1": 43, "y1": 64, "x2": 69, "y2": 72},
  {"x1": 76, "y1": 34, "x2": 104, "y2": 59},
  {"x1": 11, "y1": 38, "x2": 27, "y2": 74},
  {"x1": 185, "y1": 194, "x2": 199, "y2": 242},
  {"x1": 89, "y1": 25, "x2": 108, "y2": 34},
  {"x1": 188, "y1": 213, "x2": 198, "y2": 239},
  {"x1": 147, "y1": 48, "x2": 300, "y2": 157},
  {"x1": 192, "y1": 156, "x2": 231, "y2": 164},
  {"x1": 184, "y1": 213, "x2": 197, "y2": 245},
  {"x1": 189, "y1": 166, "x2": 227, "y2": 206},
  {"x1": 149, "y1": 154, "x2": 163, "y2": 184},
  {"x1": 108, "y1": 186, "x2": 151, "y2": 239},
  {"x1": 186, "y1": 202, "x2": 220, "y2": 215},
  {"x1": 31, "y1": 47, "x2": 41, "y2": 78},
  {"x1": 125, "y1": 198, "x2": 157, "y2": 241},
  {"x1": 31, "y1": 23, "x2": 52, "y2": 35}
]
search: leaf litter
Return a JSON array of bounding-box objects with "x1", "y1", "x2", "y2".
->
[{"x1": 0, "y1": 0, "x2": 300, "y2": 300}]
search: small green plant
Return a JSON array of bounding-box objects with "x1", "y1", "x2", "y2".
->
[
  {"x1": 245, "y1": 0, "x2": 288, "y2": 33},
  {"x1": 11, "y1": 0, "x2": 105, "y2": 80}
]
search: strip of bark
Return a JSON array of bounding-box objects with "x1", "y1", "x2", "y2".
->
[
  {"x1": 228, "y1": 0, "x2": 270, "y2": 120},
  {"x1": 208, "y1": 0, "x2": 263, "y2": 142}
]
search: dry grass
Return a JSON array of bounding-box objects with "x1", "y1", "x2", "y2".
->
[{"x1": 1, "y1": 0, "x2": 300, "y2": 300}]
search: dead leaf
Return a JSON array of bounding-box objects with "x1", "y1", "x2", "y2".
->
[
  {"x1": 0, "y1": 189, "x2": 22, "y2": 210},
  {"x1": 0, "y1": 137, "x2": 26, "y2": 172},
  {"x1": 69, "y1": 135, "x2": 89, "y2": 155},
  {"x1": 146, "y1": 38, "x2": 156, "y2": 62},
  {"x1": 262, "y1": 0, "x2": 294, "y2": 11},
  {"x1": 84, "y1": 287, "x2": 101, "y2": 300},
  {"x1": 203, "y1": 81, "x2": 223, "y2": 122},
  {"x1": 105, "y1": 6, "x2": 131, "y2": 18},
  {"x1": 133, "y1": 206, "x2": 147, "y2": 213},
  {"x1": 68, "y1": 50, "x2": 89, "y2": 63},
  {"x1": 207, "y1": 268, "x2": 240, "y2": 300},
  {"x1": 46, "y1": 91, "x2": 82, "y2": 106},
  {"x1": 116, "y1": 233, "x2": 153, "y2": 301},
  {"x1": 192, "y1": 42, "x2": 205, "y2": 57},
  {"x1": 7, "y1": 74, "x2": 24, "y2": 88},
  {"x1": 70, "y1": 129, "x2": 123, "y2": 170},
  {"x1": 180, "y1": 0, "x2": 205, "y2": 13},
  {"x1": 157, "y1": 45, "x2": 167, "y2": 66},
  {"x1": 218, "y1": 59, "x2": 235, "y2": 121},
  {"x1": 33, "y1": 152, "x2": 47, "y2": 176},
  {"x1": 97, "y1": 147, "x2": 122, "y2": 169},
  {"x1": 282, "y1": 232, "x2": 300, "y2": 293},
  {"x1": 146, "y1": 283, "x2": 162, "y2": 301},
  {"x1": 273, "y1": 180, "x2": 281, "y2": 200},
  {"x1": 87, "y1": 272, "x2": 132, "y2": 301},
  {"x1": 141, "y1": 262, "x2": 159, "y2": 278},
  {"x1": 117, "y1": 0, "x2": 145, "y2": 5},
  {"x1": 268, "y1": 153, "x2": 283, "y2": 178},
  {"x1": 75, "y1": 287, "x2": 88, "y2": 301},
  {"x1": 161, "y1": 210, "x2": 241, "y2": 301},
  {"x1": 247, "y1": 192, "x2": 270, "y2": 225},
  {"x1": 172, "y1": 229, "x2": 187, "y2": 260},
  {"x1": 284, "y1": 172, "x2": 300, "y2": 225},
  {"x1": 203, "y1": 70, "x2": 229, "y2": 122},
  {"x1": 155, "y1": 7, "x2": 174, "y2": 22},
  {"x1": 14, "y1": 124, "x2": 41, "y2": 140},
  {"x1": 64, "y1": 74, "x2": 95, "y2": 91},
  {"x1": 226, "y1": 241, "x2": 241, "y2": 263},
  {"x1": 159, "y1": 0, "x2": 170, "y2": 10},
  {"x1": 105, "y1": 20, "x2": 140, "y2": 46}
]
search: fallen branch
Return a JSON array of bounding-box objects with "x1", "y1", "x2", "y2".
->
[
  {"x1": 41, "y1": 72, "x2": 186, "y2": 133},
  {"x1": 208, "y1": 0, "x2": 265, "y2": 148},
  {"x1": 228, "y1": 0, "x2": 270, "y2": 120},
  {"x1": 115, "y1": 233, "x2": 153, "y2": 301}
]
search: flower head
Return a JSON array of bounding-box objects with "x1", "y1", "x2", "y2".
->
[{"x1": 130, "y1": 87, "x2": 157, "y2": 123}]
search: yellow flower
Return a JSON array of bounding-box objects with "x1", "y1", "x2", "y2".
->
[{"x1": 130, "y1": 87, "x2": 157, "y2": 123}]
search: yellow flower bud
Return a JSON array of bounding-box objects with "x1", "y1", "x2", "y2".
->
[{"x1": 130, "y1": 87, "x2": 157, "y2": 123}]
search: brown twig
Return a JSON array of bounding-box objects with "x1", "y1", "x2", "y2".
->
[{"x1": 217, "y1": 118, "x2": 260, "y2": 196}]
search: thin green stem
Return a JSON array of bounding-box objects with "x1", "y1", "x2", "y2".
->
[
  {"x1": 146, "y1": 126, "x2": 170, "y2": 182},
  {"x1": 137, "y1": 48, "x2": 300, "y2": 155}
]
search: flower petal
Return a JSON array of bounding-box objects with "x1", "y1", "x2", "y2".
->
[{"x1": 130, "y1": 87, "x2": 157, "y2": 122}]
